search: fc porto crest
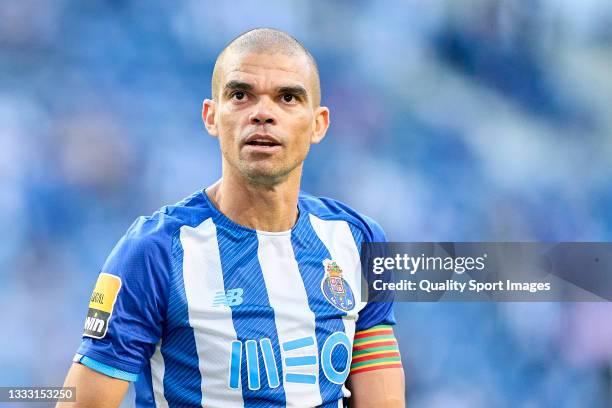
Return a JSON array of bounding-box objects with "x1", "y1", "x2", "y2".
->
[{"x1": 321, "y1": 259, "x2": 355, "y2": 311}]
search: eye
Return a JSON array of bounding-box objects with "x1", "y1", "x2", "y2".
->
[
  {"x1": 232, "y1": 91, "x2": 246, "y2": 101},
  {"x1": 282, "y1": 94, "x2": 296, "y2": 103}
]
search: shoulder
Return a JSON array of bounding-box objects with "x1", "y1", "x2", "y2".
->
[
  {"x1": 114, "y1": 189, "x2": 214, "y2": 258},
  {"x1": 299, "y1": 191, "x2": 387, "y2": 243}
]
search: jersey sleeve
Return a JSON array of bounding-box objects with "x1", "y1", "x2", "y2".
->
[
  {"x1": 350, "y1": 217, "x2": 402, "y2": 375},
  {"x1": 75, "y1": 215, "x2": 172, "y2": 378},
  {"x1": 355, "y1": 215, "x2": 396, "y2": 332}
]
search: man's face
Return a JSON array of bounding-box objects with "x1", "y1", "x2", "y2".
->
[{"x1": 203, "y1": 51, "x2": 329, "y2": 186}]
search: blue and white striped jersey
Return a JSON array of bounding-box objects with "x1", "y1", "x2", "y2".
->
[{"x1": 75, "y1": 189, "x2": 395, "y2": 408}]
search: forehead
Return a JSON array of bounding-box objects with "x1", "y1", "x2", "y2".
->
[{"x1": 220, "y1": 51, "x2": 315, "y2": 89}]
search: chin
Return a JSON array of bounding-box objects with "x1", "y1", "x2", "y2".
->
[{"x1": 241, "y1": 165, "x2": 293, "y2": 187}]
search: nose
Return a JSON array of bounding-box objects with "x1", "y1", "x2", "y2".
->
[{"x1": 249, "y1": 98, "x2": 276, "y2": 125}]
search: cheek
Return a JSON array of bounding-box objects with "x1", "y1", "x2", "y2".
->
[
  {"x1": 288, "y1": 112, "x2": 314, "y2": 145},
  {"x1": 217, "y1": 110, "x2": 244, "y2": 144}
]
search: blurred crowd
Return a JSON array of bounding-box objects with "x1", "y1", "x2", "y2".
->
[{"x1": 1, "y1": 0, "x2": 611, "y2": 407}]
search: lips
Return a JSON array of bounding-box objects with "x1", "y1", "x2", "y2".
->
[{"x1": 244, "y1": 133, "x2": 281, "y2": 148}]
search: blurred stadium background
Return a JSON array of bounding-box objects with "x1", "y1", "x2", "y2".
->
[{"x1": 1, "y1": 0, "x2": 612, "y2": 407}]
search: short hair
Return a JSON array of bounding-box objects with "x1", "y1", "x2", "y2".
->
[{"x1": 211, "y1": 28, "x2": 321, "y2": 106}]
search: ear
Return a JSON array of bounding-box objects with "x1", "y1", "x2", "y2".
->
[
  {"x1": 202, "y1": 99, "x2": 219, "y2": 137},
  {"x1": 311, "y1": 106, "x2": 330, "y2": 144}
]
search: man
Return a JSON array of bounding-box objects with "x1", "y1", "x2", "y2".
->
[{"x1": 59, "y1": 28, "x2": 405, "y2": 408}]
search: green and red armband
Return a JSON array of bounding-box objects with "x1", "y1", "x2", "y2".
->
[{"x1": 350, "y1": 325, "x2": 402, "y2": 375}]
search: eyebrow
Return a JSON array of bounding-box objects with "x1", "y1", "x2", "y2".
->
[
  {"x1": 223, "y1": 80, "x2": 254, "y2": 96},
  {"x1": 278, "y1": 85, "x2": 308, "y2": 101}
]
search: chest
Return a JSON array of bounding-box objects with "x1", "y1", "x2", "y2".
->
[{"x1": 171, "y1": 230, "x2": 363, "y2": 336}]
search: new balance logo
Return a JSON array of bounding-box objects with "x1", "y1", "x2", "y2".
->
[{"x1": 212, "y1": 288, "x2": 244, "y2": 307}]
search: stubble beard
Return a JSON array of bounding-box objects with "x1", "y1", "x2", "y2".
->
[{"x1": 238, "y1": 156, "x2": 302, "y2": 187}]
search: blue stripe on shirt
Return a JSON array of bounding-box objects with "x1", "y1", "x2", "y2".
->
[
  {"x1": 160, "y1": 231, "x2": 203, "y2": 406},
  {"x1": 216, "y1": 224, "x2": 286, "y2": 407},
  {"x1": 291, "y1": 217, "x2": 347, "y2": 405}
]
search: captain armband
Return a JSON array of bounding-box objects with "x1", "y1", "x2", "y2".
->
[{"x1": 350, "y1": 325, "x2": 402, "y2": 375}]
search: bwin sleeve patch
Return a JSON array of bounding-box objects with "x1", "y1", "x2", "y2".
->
[{"x1": 83, "y1": 273, "x2": 122, "y2": 339}]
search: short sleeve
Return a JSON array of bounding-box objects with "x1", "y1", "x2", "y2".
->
[
  {"x1": 76, "y1": 216, "x2": 172, "y2": 376},
  {"x1": 355, "y1": 215, "x2": 396, "y2": 332}
]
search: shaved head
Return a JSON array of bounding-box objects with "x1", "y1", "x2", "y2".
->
[{"x1": 212, "y1": 28, "x2": 321, "y2": 106}]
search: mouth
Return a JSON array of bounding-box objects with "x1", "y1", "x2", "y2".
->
[{"x1": 244, "y1": 134, "x2": 282, "y2": 150}]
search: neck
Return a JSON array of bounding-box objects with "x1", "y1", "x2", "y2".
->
[{"x1": 206, "y1": 165, "x2": 302, "y2": 232}]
